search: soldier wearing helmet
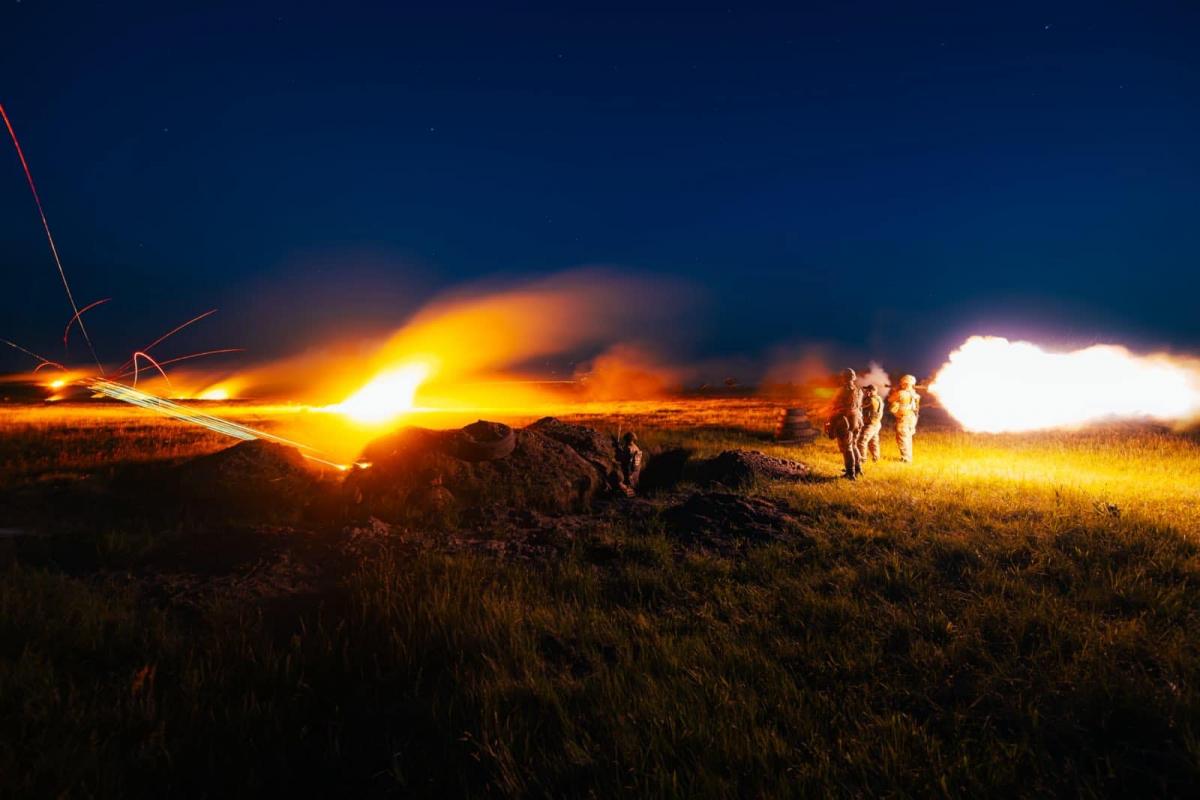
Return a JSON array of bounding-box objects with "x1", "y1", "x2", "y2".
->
[
  {"x1": 857, "y1": 384, "x2": 883, "y2": 463},
  {"x1": 826, "y1": 367, "x2": 863, "y2": 479},
  {"x1": 616, "y1": 431, "x2": 643, "y2": 496},
  {"x1": 887, "y1": 374, "x2": 921, "y2": 463}
]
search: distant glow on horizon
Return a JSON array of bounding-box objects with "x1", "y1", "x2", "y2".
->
[{"x1": 930, "y1": 336, "x2": 1200, "y2": 433}]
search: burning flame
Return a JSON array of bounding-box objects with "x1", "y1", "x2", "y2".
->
[
  {"x1": 930, "y1": 335, "x2": 1200, "y2": 432},
  {"x1": 327, "y1": 361, "x2": 432, "y2": 425}
]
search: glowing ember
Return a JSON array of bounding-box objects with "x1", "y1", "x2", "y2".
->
[
  {"x1": 930, "y1": 336, "x2": 1200, "y2": 432},
  {"x1": 330, "y1": 361, "x2": 432, "y2": 425}
]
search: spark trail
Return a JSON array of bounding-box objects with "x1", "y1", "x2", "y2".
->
[
  {"x1": 64, "y1": 298, "x2": 111, "y2": 348},
  {"x1": 110, "y1": 348, "x2": 245, "y2": 381},
  {"x1": 2, "y1": 337, "x2": 64, "y2": 373},
  {"x1": 87, "y1": 379, "x2": 352, "y2": 470},
  {"x1": 0, "y1": 102, "x2": 103, "y2": 373},
  {"x1": 130, "y1": 351, "x2": 172, "y2": 387},
  {"x1": 2, "y1": 335, "x2": 345, "y2": 468},
  {"x1": 116, "y1": 309, "x2": 218, "y2": 374}
]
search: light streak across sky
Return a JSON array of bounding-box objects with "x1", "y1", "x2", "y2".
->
[{"x1": 0, "y1": 102, "x2": 103, "y2": 373}]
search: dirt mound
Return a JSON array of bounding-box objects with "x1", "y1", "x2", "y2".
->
[
  {"x1": 637, "y1": 448, "x2": 810, "y2": 492},
  {"x1": 170, "y1": 440, "x2": 322, "y2": 521},
  {"x1": 526, "y1": 417, "x2": 621, "y2": 484},
  {"x1": 348, "y1": 421, "x2": 609, "y2": 520},
  {"x1": 695, "y1": 450, "x2": 811, "y2": 490},
  {"x1": 445, "y1": 420, "x2": 517, "y2": 461},
  {"x1": 664, "y1": 492, "x2": 806, "y2": 548}
]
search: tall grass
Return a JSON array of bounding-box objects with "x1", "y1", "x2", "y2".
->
[{"x1": 1, "y1": 403, "x2": 1198, "y2": 796}]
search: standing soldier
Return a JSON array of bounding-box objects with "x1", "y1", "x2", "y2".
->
[
  {"x1": 826, "y1": 368, "x2": 863, "y2": 480},
  {"x1": 857, "y1": 384, "x2": 883, "y2": 464},
  {"x1": 888, "y1": 374, "x2": 921, "y2": 463}
]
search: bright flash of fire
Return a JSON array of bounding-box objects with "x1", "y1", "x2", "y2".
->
[
  {"x1": 327, "y1": 361, "x2": 432, "y2": 425},
  {"x1": 930, "y1": 335, "x2": 1200, "y2": 432}
]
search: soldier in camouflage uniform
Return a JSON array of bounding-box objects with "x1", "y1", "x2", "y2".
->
[
  {"x1": 887, "y1": 374, "x2": 921, "y2": 463},
  {"x1": 857, "y1": 384, "x2": 883, "y2": 463},
  {"x1": 827, "y1": 368, "x2": 863, "y2": 480},
  {"x1": 616, "y1": 431, "x2": 643, "y2": 496}
]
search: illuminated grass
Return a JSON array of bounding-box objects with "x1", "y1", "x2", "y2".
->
[{"x1": 1, "y1": 401, "x2": 1198, "y2": 796}]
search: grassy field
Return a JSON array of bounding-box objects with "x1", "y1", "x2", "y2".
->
[{"x1": 1, "y1": 401, "x2": 1198, "y2": 797}]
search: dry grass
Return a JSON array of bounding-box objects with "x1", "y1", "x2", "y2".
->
[{"x1": 1, "y1": 399, "x2": 1198, "y2": 797}]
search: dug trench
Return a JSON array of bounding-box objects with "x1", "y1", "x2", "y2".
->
[{"x1": 1, "y1": 417, "x2": 818, "y2": 623}]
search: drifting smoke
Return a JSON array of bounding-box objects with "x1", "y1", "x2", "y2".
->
[
  {"x1": 760, "y1": 344, "x2": 833, "y2": 386},
  {"x1": 856, "y1": 361, "x2": 891, "y2": 392},
  {"x1": 930, "y1": 335, "x2": 1200, "y2": 433},
  {"x1": 576, "y1": 344, "x2": 684, "y2": 400},
  {"x1": 216, "y1": 268, "x2": 691, "y2": 409}
]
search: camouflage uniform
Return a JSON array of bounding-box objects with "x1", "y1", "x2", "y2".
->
[
  {"x1": 617, "y1": 432, "x2": 643, "y2": 496},
  {"x1": 888, "y1": 374, "x2": 921, "y2": 463},
  {"x1": 857, "y1": 386, "x2": 883, "y2": 463},
  {"x1": 828, "y1": 369, "x2": 863, "y2": 479}
]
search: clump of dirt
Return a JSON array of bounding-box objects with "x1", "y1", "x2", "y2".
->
[
  {"x1": 444, "y1": 420, "x2": 517, "y2": 461},
  {"x1": 636, "y1": 448, "x2": 810, "y2": 492},
  {"x1": 168, "y1": 440, "x2": 324, "y2": 522},
  {"x1": 695, "y1": 450, "x2": 811, "y2": 490},
  {"x1": 348, "y1": 420, "x2": 613, "y2": 521},
  {"x1": 664, "y1": 491, "x2": 809, "y2": 549},
  {"x1": 527, "y1": 417, "x2": 622, "y2": 486}
]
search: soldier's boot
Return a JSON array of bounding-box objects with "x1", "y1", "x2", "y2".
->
[{"x1": 842, "y1": 451, "x2": 856, "y2": 480}]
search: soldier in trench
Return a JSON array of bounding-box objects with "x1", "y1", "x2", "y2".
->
[{"x1": 615, "y1": 431, "x2": 643, "y2": 496}]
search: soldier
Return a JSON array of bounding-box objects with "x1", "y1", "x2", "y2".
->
[
  {"x1": 827, "y1": 368, "x2": 863, "y2": 479},
  {"x1": 857, "y1": 384, "x2": 883, "y2": 463},
  {"x1": 616, "y1": 431, "x2": 643, "y2": 496},
  {"x1": 888, "y1": 374, "x2": 921, "y2": 463}
]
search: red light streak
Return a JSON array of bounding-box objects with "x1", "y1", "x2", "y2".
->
[
  {"x1": 63, "y1": 297, "x2": 111, "y2": 348},
  {"x1": 0, "y1": 102, "x2": 103, "y2": 373}
]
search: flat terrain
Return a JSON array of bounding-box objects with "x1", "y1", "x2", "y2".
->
[{"x1": 1, "y1": 399, "x2": 1198, "y2": 797}]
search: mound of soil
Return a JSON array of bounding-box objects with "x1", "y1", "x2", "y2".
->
[
  {"x1": 348, "y1": 420, "x2": 610, "y2": 520},
  {"x1": 169, "y1": 440, "x2": 322, "y2": 521},
  {"x1": 527, "y1": 417, "x2": 622, "y2": 485},
  {"x1": 664, "y1": 491, "x2": 806, "y2": 547},
  {"x1": 637, "y1": 448, "x2": 810, "y2": 492},
  {"x1": 445, "y1": 420, "x2": 517, "y2": 461},
  {"x1": 695, "y1": 450, "x2": 811, "y2": 490}
]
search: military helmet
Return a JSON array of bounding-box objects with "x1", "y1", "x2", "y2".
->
[
  {"x1": 840, "y1": 368, "x2": 856, "y2": 382},
  {"x1": 899, "y1": 374, "x2": 917, "y2": 389},
  {"x1": 863, "y1": 384, "x2": 877, "y2": 394},
  {"x1": 622, "y1": 431, "x2": 637, "y2": 444}
]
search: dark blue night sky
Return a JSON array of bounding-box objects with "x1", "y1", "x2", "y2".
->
[{"x1": 2, "y1": 2, "x2": 1197, "y2": 376}]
